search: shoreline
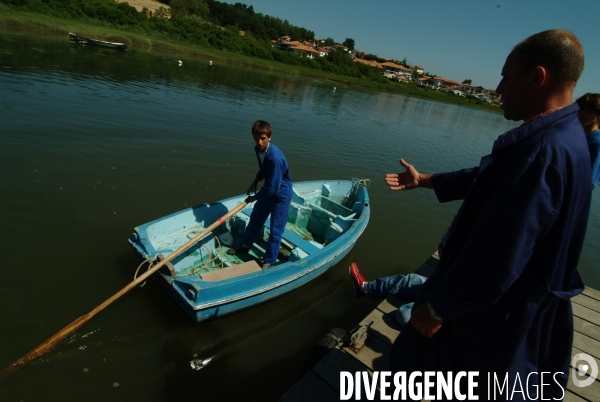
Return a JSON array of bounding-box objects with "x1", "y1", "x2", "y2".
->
[{"x1": 0, "y1": 7, "x2": 501, "y2": 114}]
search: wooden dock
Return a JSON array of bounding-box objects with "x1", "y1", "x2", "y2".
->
[{"x1": 280, "y1": 254, "x2": 600, "y2": 401}]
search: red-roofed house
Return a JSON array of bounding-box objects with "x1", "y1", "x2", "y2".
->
[
  {"x1": 487, "y1": 88, "x2": 499, "y2": 100},
  {"x1": 316, "y1": 47, "x2": 330, "y2": 57},
  {"x1": 290, "y1": 44, "x2": 320, "y2": 59},
  {"x1": 276, "y1": 40, "x2": 301, "y2": 51},
  {"x1": 380, "y1": 62, "x2": 412, "y2": 79},
  {"x1": 433, "y1": 77, "x2": 461, "y2": 87},
  {"x1": 459, "y1": 85, "x2": 489, "y2": 96},
  {"x1": 354, "y1": 58, "x2": 383, "y2": 69},
  {"x1": 417, "y1": 76, "x2": 461, "y2": 90},
  {"x1": 417, "y1": 76, "x2": 436, "y2": 88}
]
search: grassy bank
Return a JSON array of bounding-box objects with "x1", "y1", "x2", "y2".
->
[{"x1": 0, "y1": 7, "x2": 501, "y2": 113}]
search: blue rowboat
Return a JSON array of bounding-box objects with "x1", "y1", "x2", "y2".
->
[{"x1": 128, "y1": 179, "x2": 370, "y2": 322}]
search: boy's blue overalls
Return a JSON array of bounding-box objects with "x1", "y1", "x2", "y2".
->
[{"x1": 243, "y1": 143, "x2": 292, "y2": 266}]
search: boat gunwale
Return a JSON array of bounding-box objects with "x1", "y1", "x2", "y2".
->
[{"x1": 131, "y1": 179, "x2": 368, "y2": 258}]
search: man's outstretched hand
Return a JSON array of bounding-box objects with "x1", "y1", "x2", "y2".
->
[{"x1": 384, "y1": 159, "x2": 433, "y2": 190}]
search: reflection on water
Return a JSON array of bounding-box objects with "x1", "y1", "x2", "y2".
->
[{"x1": 0, "y1": 29, "x2": 598, "y2": 401}]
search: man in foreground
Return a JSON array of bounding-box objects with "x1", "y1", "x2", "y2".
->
[{"x1": 387, "y1": 29, "x2": 591, "y2": 399}]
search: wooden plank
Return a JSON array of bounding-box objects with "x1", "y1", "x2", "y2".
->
[
  {"x1": 279, "y1": 370, "x2": 339, "y2": 402},
  {"x1": 574, "y1": 316, "x2": 600, "y2": 342},
  {"x1": 311, "y1": 348, "x2": 370, "y2": 393},
  {"x1": 583, "y1": 287, "x2": 600, "y2": 302},
  {"x1": 279, "y1": 248, "x2": 600, "y2": 402},
  {"x1": 572, "y1": 303, "x2": 600, "y2": 325},
  {"x1": 425, "y1": 254, "x2": 439, "y2": 266},
  {"x1": 357, "y1": 308, "x2": 402, "y2": 347},
  {"x1": 415, "y1": 262, "x2": 436, "y2": 278},
  {"x1": 414, "y1": 252, "x2": 438, "y2": 278},
  {"x1": 200, "y1": 260, "x2": 261, "y2": 281},
  {"x1": 567, "y1": 372, "x2": 600, "y2": 401},
  {"x1": 571, "y1": 346, "x2": 600, "y2": 380},
  {"x1": 564, "y1": 390, "x2": 589, "y2": 402},
  {"x1": 343, "y1": 333, "x2": 391, "y2": 372},
  {"x1": 573, "y1": 294, "x2": 600, "y2": 313},
  {"x1": 573, "y1": 332, "x2": 600, "y2": 360},
  {"x1": 376, "y1": 295, "x2": 406, "y2": 315}
]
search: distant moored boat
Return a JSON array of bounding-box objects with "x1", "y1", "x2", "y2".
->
[{"x1": 69, "y1": 32, "x2": 128, "y2": 50}]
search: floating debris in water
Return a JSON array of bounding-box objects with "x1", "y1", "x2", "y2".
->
[
  {"x1": 113, "y1": 382, "x2": 120, "y2": 387},
  {"x1": 83, "y1": 368, "x2": 89, "y2": 373},
  {"x1": 66, "y1": 334, "x2": 78, "y2": 344},
  {"x1": 190, "y1": 356, "x2": 213, "y2": 370},
  {"x1": 81, "y1": 329, "x2": 99, "y2": 338}
]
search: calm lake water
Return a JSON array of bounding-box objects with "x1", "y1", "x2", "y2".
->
[{"x1": 1, "y1": 29, "x2": 598, "y2": 401}]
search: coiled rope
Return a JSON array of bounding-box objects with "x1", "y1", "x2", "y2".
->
[{"x1": 133, "y1": 232, "x2": 241, "y2": 283}]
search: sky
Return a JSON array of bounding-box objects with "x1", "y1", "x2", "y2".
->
[{"x1": 221, "y1": 0, "x2": 600, "y2": 99}]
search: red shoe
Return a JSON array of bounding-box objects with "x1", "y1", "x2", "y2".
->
[{"x1": 349, "y1": 262, "x2": 367, "y2": 297}]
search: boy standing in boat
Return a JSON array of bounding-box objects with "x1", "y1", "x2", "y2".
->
[{"x1": 228, "y1": 120, "x2": 293, "y2": 269}]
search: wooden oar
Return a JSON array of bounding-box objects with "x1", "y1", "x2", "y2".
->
[{"x1": 0, "y1": 201, "x2": 248, "y2": 377}]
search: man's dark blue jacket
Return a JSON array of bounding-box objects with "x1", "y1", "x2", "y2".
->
[{"x1": 422, "y1": 103, "x2": 591, "y2": 397}]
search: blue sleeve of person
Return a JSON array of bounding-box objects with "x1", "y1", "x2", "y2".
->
[
  {"x1": 587, "y1": 131, "x2": 600, "y2": 190},
  {"x1": 255, "y1": 155, "x2": 286, "y2": 201}
]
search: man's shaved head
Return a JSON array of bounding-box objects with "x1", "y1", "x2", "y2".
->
[{"x1": 511, "y1": 29, "x2": 584, "y2": 86}]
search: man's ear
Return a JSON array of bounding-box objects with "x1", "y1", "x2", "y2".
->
[{"x1": 531, "y1": 66, "x2": 548, "y2": 89}]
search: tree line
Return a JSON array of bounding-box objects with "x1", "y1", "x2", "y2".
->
[{"x1": 1, "y1": 0, "x2": 390, "y2": 84}]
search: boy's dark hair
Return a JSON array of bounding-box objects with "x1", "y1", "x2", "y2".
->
[
  {"x1": 576, "y1": 93, "x2": 600, "y2": 117},
  {"x1": 512, "y1": 29, "x2": 584, "y2": 86},
  {"x1": 252, "y1": 120, "x2": 272, "y2": 137}
]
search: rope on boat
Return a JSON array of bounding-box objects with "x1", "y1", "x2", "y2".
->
[
  {"x1": 350, "y1": 178, "x2": 370, "y2": 194},
  {"x1": 133, "y1": 257, "x2": 155, "y2": 287},
  {"x1": 343, "y1": 178, "x2": 370, "y2": 207},
  {"x1": 133, "y1": 231, "x2": 243, "y2": 283},
  {"x1": 177, "y1": 232, "x2": 240, "y2": 278}
]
